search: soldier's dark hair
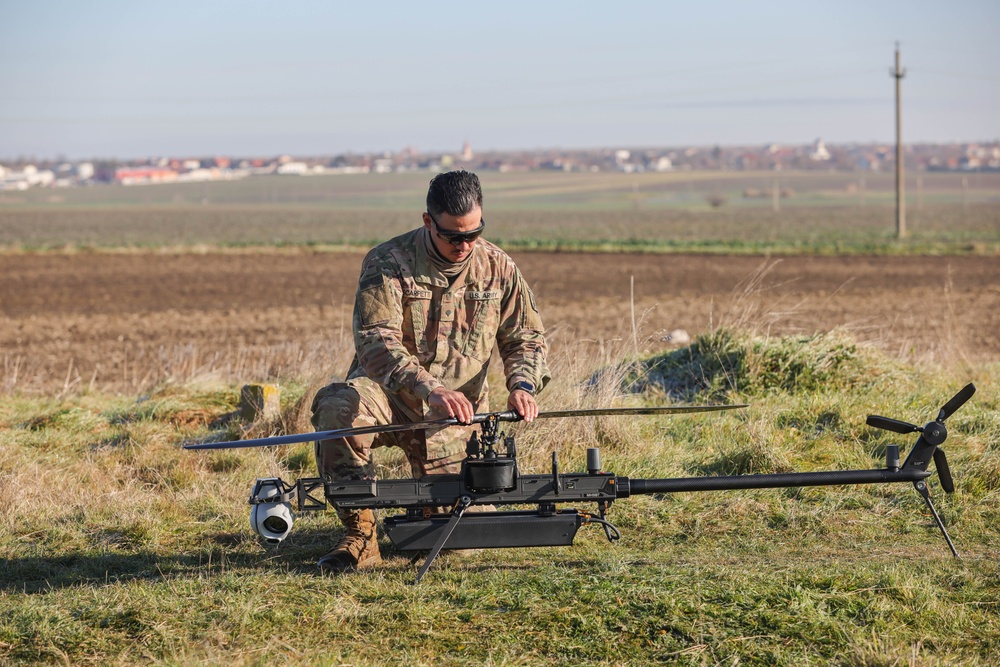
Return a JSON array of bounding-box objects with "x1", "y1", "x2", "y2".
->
[{"x1": 426, "y1": 170, "x2": 483, "y2": 218}]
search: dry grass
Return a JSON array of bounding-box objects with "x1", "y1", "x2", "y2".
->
[{"x1": 2, "y1": 327, "x2": 998, "y2": 665}]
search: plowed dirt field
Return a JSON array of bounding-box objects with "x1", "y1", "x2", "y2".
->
[{"x1": 2, "y1": 251, "x2": 997, "y2": 393}]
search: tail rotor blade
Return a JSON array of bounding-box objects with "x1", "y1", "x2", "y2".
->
[
  {"x1": 938, "y1": 383, "x2": 977, "y2": 422},
  {"x1": 866, "y1": 415, "x2": 921, "y2": 435},
  {"x1": 933, "y1": 448, "x2": 955, "y2": 493}
]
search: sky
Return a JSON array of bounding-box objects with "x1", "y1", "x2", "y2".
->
[{"x1": 1, "y1": 0, "x2": 998, "y2": 160}]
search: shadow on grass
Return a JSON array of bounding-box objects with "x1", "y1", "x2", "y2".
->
[
  {"x1": 0, "y1": 526, "x2": 355, "y2": 594},
  {"x1": 2, "y1": 525, "x2": 627, "y2": 593}
]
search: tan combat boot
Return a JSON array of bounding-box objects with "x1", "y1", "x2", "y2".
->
[{"x1": 318, "y1": 509, "x2": 382, "y2": 573}]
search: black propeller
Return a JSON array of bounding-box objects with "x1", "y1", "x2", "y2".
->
[
  {"x1": 865, "y1": 383, "x2": 975, "y2": 494},
  {"x1": 866, "y1": 383, "x2": 976, "y2": 435},
  {"x1": 933, "y1": 448, "x2": 955, "y2": 493},
  {"x1": 184, "y1": 403, "x2": 748, "y2": 451},
  {"x1": 938, "y1": 383, "x2": 977, "y2": 422},
  {"x1": 865, "y1": 415, "x2": 921, "y2": 435}
]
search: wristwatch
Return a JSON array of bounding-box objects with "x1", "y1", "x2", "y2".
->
[{"x1": 510, "y1": 381, "x2": 535, "y2": 395}]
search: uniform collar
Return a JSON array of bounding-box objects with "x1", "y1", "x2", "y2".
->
[{"x1": 413, "y1": 228, "x2": 480, "y2": 287}]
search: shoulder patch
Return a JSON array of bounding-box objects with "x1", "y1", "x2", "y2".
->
[
  {"x1": 359, "y1": 272, "x2": 387, "y2": 291},
  {"x1": 357, "y1": 282, "x2": 395, "y2": 328},
  {"x1": 527, "y1": 285, "x2": 538, "y2": 313}
]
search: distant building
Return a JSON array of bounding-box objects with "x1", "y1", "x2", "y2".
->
[
  {"x1": 810, "y1": 138, "x2": 831, "y2": 161},
  {"x1": 653, "y1": 156, "x2": 673, "y2": 172},
  {"x1": 114, "y1": 167, "x2": 178, "y2": 185},
  {"x1": 1, "y1": 164, "x2": 55, "y2": 189},
  {"x1": 276, "y1": 161, "x2": 308, "y2": 175}
]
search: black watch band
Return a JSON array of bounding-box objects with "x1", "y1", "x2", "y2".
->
[{"x1": 511, "y1": 381, "x2": 535, "y2": 395}]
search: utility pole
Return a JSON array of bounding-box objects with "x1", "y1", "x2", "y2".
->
[{"x1": 891, "y1": 42, "x2": 907, "y2": 239}]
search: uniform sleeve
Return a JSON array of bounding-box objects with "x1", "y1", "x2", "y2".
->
[
  {"x1": 496, "y1": 265, "x2": 551, "y2": 394},
  {"x1": 353, "y1": 257, "x2": 443, "y2": 400}
]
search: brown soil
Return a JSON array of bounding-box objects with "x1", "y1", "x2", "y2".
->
[{"x1": 2, "y1": 251, "x2": 997, "y2": 393}]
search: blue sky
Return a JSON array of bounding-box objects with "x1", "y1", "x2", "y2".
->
[{"x1": 1, "y1": 0, "x2": 997, "y2": 160}]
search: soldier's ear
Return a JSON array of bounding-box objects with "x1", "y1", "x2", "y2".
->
[{"x1": 421, "y1": 213, "x2": 433, "y2": 229}]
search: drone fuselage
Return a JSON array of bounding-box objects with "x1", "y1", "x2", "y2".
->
[{"x1": 232, "y1": 384, "x2": 975, "y2": 582}]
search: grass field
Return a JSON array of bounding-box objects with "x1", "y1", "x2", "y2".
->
[
  {"x1": 1, "y1": 170, "x2": 998, "y2": 254},
  {"x1": 2, "y1": 171, "x2": 999, "y2": 665},
  {"x1": 1, "y1": 328, "x2": 998, "y2": 666}
]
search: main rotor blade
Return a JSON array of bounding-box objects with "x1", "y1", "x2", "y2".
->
[
  {"x1": 536, "y1": 404, "x2": 748, "y2": 419},
  {"x1": 183, "y1": 418, "x2": 459, "y2": 450},
  {"x1": 184, "y1": 403, "x2": 745, "y2": 451},
  {"x1": 937, "y1": 383, "x2": 976, "y2": 422},
  {"x1": 866, "y1": 415, "x2": 921, "y2": 435}
]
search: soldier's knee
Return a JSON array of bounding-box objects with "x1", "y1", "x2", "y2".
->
[
  {"x1": 311, "y1": 383, "x2": 362, "y2": 430},
  {"x1": 316, "y1": 437, "x2": 369, "y2": 481}
]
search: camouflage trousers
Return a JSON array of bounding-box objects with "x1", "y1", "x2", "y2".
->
[{"x1": 311, "y1": 377, "x2": 476, "y2": 482}]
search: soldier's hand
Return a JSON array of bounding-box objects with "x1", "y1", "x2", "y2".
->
[
  {"x1": 508, "y1": 389, "x2": 538, "y2": 422},
  {"x1": 428, "y1": 387, "x2": 476, "y2": 424}
]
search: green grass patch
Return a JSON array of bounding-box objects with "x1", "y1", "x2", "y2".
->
[
  {"x1": 1, "y1": 332, "x2": 998, "y2": 665},
  {"x1": 631, "y1": 328, "x2": 902, "y2": 400}
]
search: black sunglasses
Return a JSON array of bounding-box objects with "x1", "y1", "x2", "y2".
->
[{"x1": 428, "y1": 212, "x2": 486, "y2": 246}]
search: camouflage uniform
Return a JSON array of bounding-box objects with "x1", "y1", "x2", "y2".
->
[{"x1": 312, "y1": 228, "x2": 550, "y2": 481}]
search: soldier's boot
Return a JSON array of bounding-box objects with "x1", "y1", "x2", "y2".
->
[{"x1": 318, "y1": 509, "x2": 382, "y2": 573}]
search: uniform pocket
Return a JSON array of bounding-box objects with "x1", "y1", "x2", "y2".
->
[
  {"x1": 462, "y1": 290, "x2": 501, "y2": 362},
  {"x1": 403, "y1": 290, "x2": 432, "y2": 357}
]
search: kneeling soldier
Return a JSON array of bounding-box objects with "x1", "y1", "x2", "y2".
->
[{"x1": 312, "y1": 170, "x2": 550, "y2": 572}]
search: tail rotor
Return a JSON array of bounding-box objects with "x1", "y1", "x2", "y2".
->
[
  {"x1": 865, "y1": 383, "x2": 975, "y2": 558},
  {"x1": 865, "y1": 382, "x2": 975, "y2": 495}
]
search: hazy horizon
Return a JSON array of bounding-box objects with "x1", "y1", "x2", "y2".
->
[
  {"x1": 4, "y1": 138, "x2": 1000, "y2": 167},
  {"x1": 2, "y1": 1, "x2": 998, "y2": 161}
]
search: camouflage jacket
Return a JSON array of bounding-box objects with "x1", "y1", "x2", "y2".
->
[{"x1": 349, "y1": 228, "x2": 550, "y2": 418}]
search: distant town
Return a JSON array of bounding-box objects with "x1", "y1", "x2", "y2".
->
[{"x1": 2, "y1": 139, "x2": 998, "y2": 190}]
